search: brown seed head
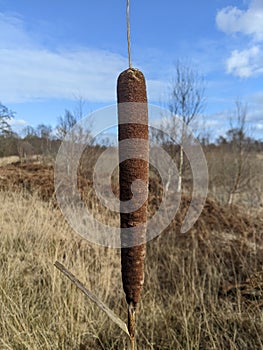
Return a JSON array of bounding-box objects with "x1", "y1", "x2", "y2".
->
[{"x1": 117, "y1": 68, "x2": 149, "y2": 307}]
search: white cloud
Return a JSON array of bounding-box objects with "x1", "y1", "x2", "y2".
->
[
  {"x1": 0, "y1": 12, "x2": 33, "y2": 48},
  {"x1": 216, "y1": 0, "x2": 263, "y2": 41},
  {"x1": 9, "y1": 118, "x2": 27, "y2": 126},
  {"x1": 216, "y1": 1, "x2": 263, "y2": 78},
  {"x1": 226, "y1": 46, "x2": 263, "y2": 77},
  {"x1": 8, "y1": 117, "x2": 28, "y2": 133},
  {"x1": 0, "y1": 12, "x2": 165, "y2": 104},
  {"x1": 0, "y1": 11, "x2": 127, "y2": 103},
  {"x1": 0, "y1": 46, "x2": 127, "y2": 103}
]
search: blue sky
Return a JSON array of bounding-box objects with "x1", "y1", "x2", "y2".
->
[{"x1": 0, "y1": 0, "x2": 262, "y2": 140}]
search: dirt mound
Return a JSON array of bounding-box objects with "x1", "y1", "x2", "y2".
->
[
  {"x1": 0, "y1": 160, "x2": 93, "y2": 203},
  {"x1": 183, "y1": 195, "x2": 260, "y2": 238},
  {"x1": 0, "y1": 161, "x2": 54, "y2": 201},
  {"x1": 147, "y1": 195, "x2": 263, "y2": 311}
]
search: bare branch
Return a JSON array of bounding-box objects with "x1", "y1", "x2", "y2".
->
[{"x1": 169, "y1": 60, "x2": 205, "y2": 126}]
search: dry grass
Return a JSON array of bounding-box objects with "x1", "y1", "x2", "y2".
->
[
  {"x1": 0, "y1": 190, "x2": 125, "y2": 349},
  {"x1": 0, "y1": 155, "x2": 20, "y2": 166},
  {"x1": 0, "y1": 187, "x2": 263, "y2": 349}
]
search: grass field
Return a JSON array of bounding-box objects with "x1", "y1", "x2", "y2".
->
[{"x1": 0, "y1": 158, "x2": 263, "y2": 349}]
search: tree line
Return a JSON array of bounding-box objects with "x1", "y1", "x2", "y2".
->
[{"x1": 0, "y1": 61, "x2": 262, "y2": 207}]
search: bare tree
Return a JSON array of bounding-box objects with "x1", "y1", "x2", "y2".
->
[
  {"x1": 22, "y1": 126, "x2": 37, "y2": 139},
  {"x1": 0, "y1": 103, "x2": 14, "y2": 136},
  {"x1": 56, "y1": 110, "x2": 78, "y2": 140},
  {"x1": 209, "y1": 100, "x2": 256, "y2": 206},
  {"x1": 226, "y1": 100, "x2": 252, "y2": 206},
  {"x1": 56, "y1": 98, "x2": 92, "y2": 142},
  {"x1": 36, "y1": 124, "x2": 52, "y2": 139},
  {"x1": 168, "y1": 60, "x2": 205, "y2": 192},
  {"x1": 55, "y1": 99, "x2": 93, "y2": 190},
  {"x1": 36, "y1": 124, "x2": 53, "y2": 155}
]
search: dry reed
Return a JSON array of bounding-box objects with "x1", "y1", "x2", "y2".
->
[{"x1": 117, "y1": 67, "x2": 149, "y2": 348}]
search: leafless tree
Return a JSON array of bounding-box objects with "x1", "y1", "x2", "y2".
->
[
  {"x1": 209, "y1": 100, "x2": 256, "y2": 206},
  {"x1": 167, "y1": 60, "x2": 206, "y2": 192},
  {"x1": 0, "y1": 103, "x2": 14, "y2": 136},
  {"x1": 36, "y1": 124, "x2": 53, "y2": 155},
  {"x1": 55, "y1": 99, "x2": 93, "y2": 193},
  {"x1": 56, "y1": 98, "x2": 92, "y2": 142},
  {"x1": 225, "y1": 100, "x2": 253, "y2": 206},
  {"x1": 22, "y1": 126, "x2": 37, "y2": 138}
]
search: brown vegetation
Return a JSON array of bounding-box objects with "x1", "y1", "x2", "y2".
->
[{"x1": 0, "y1": 156, "x2": 262, "y2": 349}]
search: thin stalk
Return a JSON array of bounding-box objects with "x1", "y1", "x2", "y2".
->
[
  {"x1": 128, "y1": 303, "x2": 136, "y2": 349},
  {"x1": 126, "y1": 0, "x2": 132, "y2": 68}
]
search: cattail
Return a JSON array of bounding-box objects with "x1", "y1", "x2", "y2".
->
[{"x1": 117, "y1": 67, "x2": 149, "y2": 345}]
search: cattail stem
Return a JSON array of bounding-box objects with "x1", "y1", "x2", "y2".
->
[{"x1": 128, "y1": 303, "x2": 136, "y2": 349}]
